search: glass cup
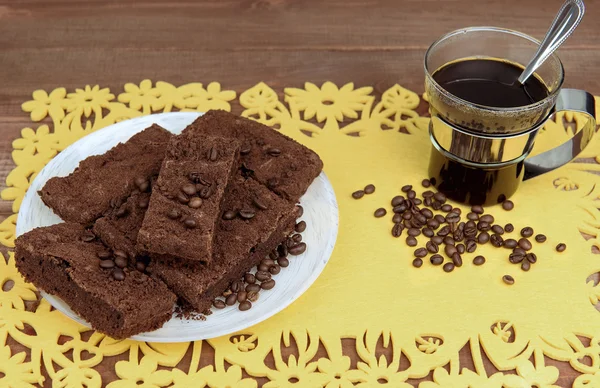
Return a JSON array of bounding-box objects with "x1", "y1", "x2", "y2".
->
[{"x1": 424, "y1": 27, "x2": 596, "y2": 205}]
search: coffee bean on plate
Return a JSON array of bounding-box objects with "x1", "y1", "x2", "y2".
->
[
  {"x1": 289, "y1": 243, "x2": 307, "y2": 255},
  {"x1": 277, "y1": 257, "x2": 289, "y2": 267},
  {"x1": 406, "y1": 236, "x2": 417, "y2": 247},
  {"x1": 261, "y1": 279, "x2": 276, "y2": 290},
  {"x1": 213, "y1": 299, "x2": 226, "y2": 309},
  {"x1": 295, "y1": 221, "x2": 307, "y2": 233},
  {"x1": 239, "y1": 301, "x2": 252, "y2": 311},
  {"x1": 244, "y1": 273, "x2": 256, "y2": 284},
  {"x1": 248, "y1": 291, "x2": 259, "y2": 302},
  {"x1": 246, "y1": 283, "x2": 261, "y2": 293},
  {"x1": 226, "y1": 293, "x2": 237, "y2": 306}
]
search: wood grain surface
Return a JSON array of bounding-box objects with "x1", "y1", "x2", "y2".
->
[{"x1": 1, "y1": 0, "x2": 599, "y2": 386}]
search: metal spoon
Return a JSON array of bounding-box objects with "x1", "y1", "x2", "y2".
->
[{"x1": 518, "y1": 0, "x2": 585, "y2": 84}]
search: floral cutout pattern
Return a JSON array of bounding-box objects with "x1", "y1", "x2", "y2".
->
[{"x1": 0, "y1": 81, "x2": 599, "y2": 387}]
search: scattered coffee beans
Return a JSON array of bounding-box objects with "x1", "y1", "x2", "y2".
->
[
  {"x1": 406, "y1": 236, "x2": 417, "y2": 247},
  {"x1": 556, "y1": 243, "x2": 566, "y2": 252},
  {"x1": 520, "y1": 227, "x2": 534, "y2": 238},
  {"x1": 239, "y1": 301, "x2": 252, "y2": 311},
  {"x1": 364, "y1": 184, "x2": 375, "y2": 194},
  {"x1": 535, "y1": 234, "x2": 547, "y2": 243},
  {"x1": 443, "y1": 262, "x2": 455, "y2": 272},
  {"x1": 502, "y1": 275, "x2": 515, "y2": 285},
  {"x1": 430, "y1": 254, "x2": 444, "y2": 265},
  {"x1": 374, "y1": 208, "x2": 387, "y2": 218},
  {"x1": 502, "y1": 200, "x2": 514, "y2": 211},
  {"x1": 473, "y1": 255, "x2": 485, "y2": 265},
  {"x1": 295, "y1": 221, "x2": 307, "y2": 233},
  {"x1": 504, "y1": 223, "x2": 514, "y2": 233},
  {"x1": 352, "y1": 190, "x2": 365, "y2": 199},
  {"x1": 412, "y1": 258, "x2": 423, "y2": 268}
]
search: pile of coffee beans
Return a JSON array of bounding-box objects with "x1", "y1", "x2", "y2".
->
[
  {"x1": 352, "y1": 180, "x2": 567, "y2": 285},
  {"x1": 212, "y1": 207, "x2": 307, "y2": 311},
  {"x1": 95, "y1": 248, "x2": 148, "y2": 281}
]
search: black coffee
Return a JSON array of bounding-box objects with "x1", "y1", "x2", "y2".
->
[{"x1": 432, "y1": 59, "x2": 549, "y2": 108}]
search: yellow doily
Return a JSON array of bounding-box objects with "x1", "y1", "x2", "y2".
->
[{"x1": 2, "y1": 80, "x2": 600, "y2": 388}]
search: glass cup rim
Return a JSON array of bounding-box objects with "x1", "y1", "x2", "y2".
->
[{"x1": 424, "y1": 26, "x2": 565, "y2": 113}]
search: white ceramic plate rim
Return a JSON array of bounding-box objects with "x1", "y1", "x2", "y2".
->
[{"x1": 16, "y1": 112, "x2": 339, "y2": 342}]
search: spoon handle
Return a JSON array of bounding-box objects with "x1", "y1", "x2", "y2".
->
[{"x1": 518, "y1": 0, "x2": 585, "y2": 84}]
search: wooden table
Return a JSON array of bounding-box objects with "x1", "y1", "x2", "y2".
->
[{"x1": 1, "y1": 1, "x2": 598, "y2": 386}]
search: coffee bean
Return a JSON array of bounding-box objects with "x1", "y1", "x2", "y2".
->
[
  {"x1": 374, "y1": 208, "x2": 387, "y2": 218},
  {"x1": 352, "y1": 190, "x2": 365, "y2": 199},
  {"x1": 502, "y1": 200, "x2": 514, "y2": 211},
  {"x1": 526, "y1": 253, "x2": 537, "y2": 263},
  {"x1": 421, "y1": 228, "x2": 433, "y2": 238},
  {"x1": 298, "y1": 206, "x2": 304, "y2": 217},
  {"x1": 434, "y1": 192, "x2": 447, "y2": 203},
  {"x1": 518, "y1": 238, "x2": 532, "y2": 251},
  {"x1": 406, "y1": 236, "x2": 418, "y2": 247},
  {"x1": 392, "y1": 213, "x2": 403, "y2": 224},
  {"x1": 246, "y1": 283, "x2": 261, "y2": 293},
  {"x1": 112, "y1": 268, "x2": 125, "y2": 281},
  {"x1": 99, "y1": 260, "x2": 115, "y2": 269},
  {"x1": 509, "y1": 252, "x2": 525, "y2": 264},
  {"x1": 423, "y1": 190, "x2": 434, "y2": 198},
  {"x1": 443, "y1": 262, "x2": 455, "y2": 272},
  {"x1": 467, "y1": 212, "x2": 479, "y2": 221},
  {"x1": 477, "y1": 232, "x2": 490, "y2": 244},
  {"x1": 456, "y1": 243, "x2": 465, "y2": 254},
  {"x1": 432, "y1": 201, "x2": 442, "y2": 210},
  {"x1": 247, "y1": 291, "x2": 259, "y2": 302},
  {"x1": 504, "y1": 223, "x2": 514, "y2": 233},
  {"x1": 277, "y1": 257, "x2": 289, "y2": 267},
  {"x1": 453, "y1": 229, "x2": 464, "y2": 242},
  {"x1": 391, "y1": 196, "x2": 405, "y2": 206},
  {"x1": 394, "y1": 205, "x2": 408, "y2": 214},
  {"x1": 177, "y1": 192, "x2": 190, "y2": 204},
  {"x1": 442, "y1": 236, "x2": 455, "y2": 245},
  {"x1": 289, "y1": 242, "x2": 307, "y2": 255},
  {"x1": 183, "y1": 218, "x2": 197, "y2": 229},
  {"x1": 226, "y1": 294, "x2": 237, "y2": 306},
  {"x1": 412, "y1": 258, "x2": 423, "y2": 268},
  {"x1": 240, "y1": 144, "x2": 252, "y2": 155},
  {"x1": 222, "y1": 210, "x2": 237, "y2": 220},
  {"x1": 535, "y1": 234, "x2": 547, "y2": 243},
  {"x1": 466, "y1": 239, "x2": 477, "y2": 253},
  {"x1": 261, "y1": 258, "x2": 275, "y2": 267},
  {"x1": 431, "y1": 236, "x2": 444, "y2": 245},
  {"x1": 414, "y1": 213, "x2": 427, "y2": 225},
  {"x1": 479, "y1": 214, "x2": 494, "y2": 224},
  {"x1": 210, "y1": 299, "x2": 226, "y2": 309},
  {"x1": 114, "y1": 256, "x2": 127, "y2": 269},
  {"x1": 471, "y1": 205, "x2": 484, "y2": 214},
  {"x1": 82, "y1": 231, "x2": 96, "y2": 242},
  {"x1": 255, "y1": 271, "x2": 271, "y2": 282},
  {"x1": 477, "y1": 221, "x2": 490, "y2": 231},
  {"x1": 295, "y1": 221, "x2": 307, "y2": 233},
  {"x1": 181, "y1": 184, "x2": 197, "y2": 196},
  {"x1": 441, "y1": 204, "x2": 453, "y2": 212},
  {"x1": 292, "y1": 234, "x2": 302, "y2": 243},
  {"x1": 464, "y1": 225, "x2": 477, "y2": 238},
  {"x1": 427, "y1": 219, "x2": 440, "y2": 230},
  {"x1": 445, "y1": 244, "x2": 457, "y2": 257},
  {"x1": 422, "y1": 241, "x2": 438, "y2": 254},
  {"x1": 185, "y1": 197, "x2": 202, "y2": 209},
  {"x1": 407, "y1": 190, "x2": 416, "y2": 200},
  {"x1": 413, "y1": 198, "x2": 423, "y2": 206},
  {"x1": 401, "y1": 185, "x2": 412, "y2": 192},
  {"x1": 521, "y1": 260, "x2": 531, "y2": 271},
  {"x1": 473, "y1": 255, "x2": 486, "y2": 265},
  {"x1": 434, "y1": 214, "x2": 446, "y2": 224},
  {"x1": 239, "y1": 209, "x2": 256, "y2": 219},
  {"x1": 420, "y1": 208, "x2": 433, "y2": 219},
  {"x1": 392, "y1": 224, "x2": 403, "y2": 238},
  {"x1": 136, "y1": 261, "x2": 146, "y2": 272},
  {"x1": 490, "y1": 234, "x2": 504, "y2": 247},
  {"x1": 244, "y1": 273, "x2": 256, "y2": 284},
  {"x1": 437, "y1": 225, "x2": 451, "y2": 236},
  {"x1": 425, "y1": 254, "x2": 441, "y2": 266},
  {"x1": 487, "y1": 226, "x2": 502, "y2": 237},
  {"x1": 421, "y1": 179, "x2": 431, "y2": 188},
  {"x1": 167, "y1": 209, "x2": 180, "y2": 220},
  {"x1": 414, "y1": 248, "x2": 428, "y2": 258},
  {"x1": 97, "y1": 250, "x2": 112, "y2": 259},
  {"x1": 363, "y1": 184, "x2": 375, "y2": 194},
  {"x1": 452, "y1": 252, "x2": 463, "y2": 267},
  {"x1": 199, "y1": 184, "x2": 216, "y2": 199},
  {"x1": 269, "y1": 265, "x2": 281, "y2": 275},
  {"x1": 236, "y1": 291, "x2": 248, "y2": 303},
  {"x1": 502, "y1": 275, "x2": 515, "y2": 285},
  {"x1": 521, "y1": 227, "x2": 534, "y2": 238},
  {"x1": 446, "y1": 212, "x2": 460, "y2": 224},
  {"x1": 231, "y1": 282, "x2": 241, "y2": 293},
  {"x1": 239, "y1": 301, "x2": 252, "y2": 311},
  {"x1": 267, "y1": 147, "x2": 281, "y2": 157},
  {"x1": 504, "y1": 239, "x2": 518, "y2": 249},
  {"x1": 405, "y1": 228, "x2": 419, "y2": 237},
  {"x1": 556, "y1": 243, "x2": 566, "y2": 252},
  {"x1": 261, "y1": 279, "x2": 276, "y2": 290}
]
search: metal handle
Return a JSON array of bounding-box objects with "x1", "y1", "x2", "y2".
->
[
  {"x1": 524, "y1": 88, "x2": 596, "y2": 179},
  {"x1": 518, "y1": 0, "x2": 585, "y2": 84}
]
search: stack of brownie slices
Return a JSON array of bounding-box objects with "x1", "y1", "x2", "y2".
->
[{"x1": 14, "y1": 110, "x2": 323, "y2": 339}]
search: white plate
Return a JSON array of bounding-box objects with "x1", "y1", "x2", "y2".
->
[{"x1": 16, "y1": 112, "x2": 339, "y2": 342}]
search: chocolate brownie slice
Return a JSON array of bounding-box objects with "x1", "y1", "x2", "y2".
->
[
  {"x1": 39, "y1": 125, "x2": 172, "y2": 225},
  {"x1": 149, "y1": 176, "x2": 299, "y2": 312},
  {"x1": 93, "y1": 189, "x2": 151, "y2": 263},
  {"x1": 184, "y1": 110, "x2": 323, "y2": 202},
  {"x1": 137, "y1": 134, "x2": 241, "y2": 263},
  {"x1": 15, "y1": 223, "x2": 176, "y2": 339}
]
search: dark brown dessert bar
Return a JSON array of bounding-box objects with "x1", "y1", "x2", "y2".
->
[
  {"x1": 39, "y1": 125, "x2": 172, "y2": 225},
  {"x1": 15, "y1": 223, "x2": 176, "y2": 339},
  {"x1": 184, "y1": 110, "x2": 323, "y2": 202},
  {"x1": 137, "y1": 134, "x2": 241, "y2": 263},
  {"x1": 149, "y1": 176, "x2": 299, "y2": 312},
  {"x1": 93, "y1": 189, "x2": 151, "y2": 263}
]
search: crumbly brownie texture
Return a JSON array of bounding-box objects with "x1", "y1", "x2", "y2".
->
[
  {"x1": 93, "y1": 190, "x2": 151, "y2": 263},
  {"x1": 15, "y1": 223, "x2": 176, "y2": 339},
  {"x1": 39, "y1": 125, "x2": 172, "y2": 225},
  {"x1": 137, "y1": 135, "x2": 241, "y2": 262},
  {"x1": 184, "y1": 110, "x2": 323, "y2": 202},
  {"x1": 149, "y1": 177, "x2": 299, "y2": 312}
]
